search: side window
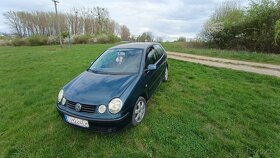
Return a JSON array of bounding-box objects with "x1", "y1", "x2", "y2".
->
[
  {"x1": 154, "y1": 45, "x2": 164, "y2": 58},
  {"x1": 146, "y1": 48, "x2": 157, "y2": 66}
]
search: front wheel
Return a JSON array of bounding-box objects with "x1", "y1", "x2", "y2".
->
[
  {"x1": 163, "y1": 67, "x2": 168, "y2": 82},
  {"x1": 131, "y1": 97, "x2": 147, "y2": 126}
]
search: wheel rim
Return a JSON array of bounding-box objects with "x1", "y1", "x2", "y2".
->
[
  {"x1": 134, "y1": 100, "x2": 145, "y2": 123},
  {"x1": 165, "y1": 68, "x2": 168, "y2": 80}
]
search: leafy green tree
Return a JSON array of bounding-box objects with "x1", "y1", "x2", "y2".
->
[
  {"x1": 201, "y1": 1, "x2": 244, "y2": 49},
  {"x1": 274, "y1": 20, "x2": 280, "y2": 45},
  {"x1": 200, "y1": 0, "x2": 280, "y2": 53}
]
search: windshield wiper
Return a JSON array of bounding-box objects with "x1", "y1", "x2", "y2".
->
[
  {"x1": 87, "y1": 68, "x2": 99, "y2": 73},
  {"x1": 88, "y1": 68, "x2": 136, "y2": 75},
  {"x1": 88, "y1": 68, "x2": 111, "y2": 74}
]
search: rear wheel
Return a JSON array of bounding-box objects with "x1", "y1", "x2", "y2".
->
[
  {"x1": 131, "y1": 97, "x2": 147, "y2": 126},
  {"x1": 163, "y1": 67, "x2": 168, "y2": 82}
]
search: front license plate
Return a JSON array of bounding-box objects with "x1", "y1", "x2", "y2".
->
[{"x1": 65, "y1": 115, "x2": 89, "y2": 128}]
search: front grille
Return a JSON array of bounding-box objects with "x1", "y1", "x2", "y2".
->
[{"x1": 66, "y1": 100, "x2": 97, "y2": 113}]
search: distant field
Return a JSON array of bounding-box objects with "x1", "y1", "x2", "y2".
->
[
  {"x1": 0, "y1": 44, "x2": 280, "y2": 157},
  {"x1": 162, "y1": 42, "x2": 280, "y2": 65}
]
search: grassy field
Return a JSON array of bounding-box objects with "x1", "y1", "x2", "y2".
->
[
  {"x1": 162, "y1": 42, "x2": 280, "y2": 65},
  {"x1": 0, "y1": 44, "x2": 280, "y2": 157}
]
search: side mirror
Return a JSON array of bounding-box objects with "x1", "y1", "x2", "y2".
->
[{"x1": 147, "y1": 64, "x2": 157, "y2": 71}]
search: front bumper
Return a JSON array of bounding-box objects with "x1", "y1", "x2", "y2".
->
[{"x1": 56, "y1": 104, "x2": 131, "y2": 132}]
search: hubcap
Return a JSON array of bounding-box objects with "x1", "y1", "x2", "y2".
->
[
  {"x1": 165, "y1": 68, "x2": 168, "y2": 80},
  {"x1": 134, "y1": 100, "x2": 145, "y2": 123}
]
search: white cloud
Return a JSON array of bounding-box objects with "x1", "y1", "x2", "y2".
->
[{"x1": 0, "y1": 0, "x2": 248, "y2": 41}]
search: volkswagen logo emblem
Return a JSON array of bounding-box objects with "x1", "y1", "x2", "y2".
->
[{"x1": 75, "y1": 103, "x2": 82, "y2": 112}]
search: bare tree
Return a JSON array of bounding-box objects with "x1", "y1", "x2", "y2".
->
[
  {"x1": 137, "y1": 32, "x2": 154, "y2": 42},
  {"x1": 155, "y1": 37, "x2": 163, "y2": 42},
  {"x1": 120, "y1": 25, "x2": 130, "y2": 41},
  {"x1": 4, "y1": 11, "x2": 23, "y2": 37},
  {"x1": 3, "y1": 7, "x2": 126, "y2": 38}
]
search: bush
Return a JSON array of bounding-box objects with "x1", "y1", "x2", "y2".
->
[
  {"x1": 28, "y1": 36, "x2": 48, "y2": 46},
  {"x1": 0, "y1": 37, "x2": 11, "y2": 46},
  {"x1": 95, "y1": 34, "x2": 110, "y2": 43},
  {"x1": 176, "y1": 37, "x2": 187, "y2": 42},
  {"x1": 61, "y1": 31, "x2": 69, "y2": 39},
  {"x1": 186, "y1": 41, "x2": 208, "y2": 49},
  {"x1": 108, "y1": 34, "x2": 121, "y2": 43},
  {"x1": 0, "y1": 40, "x2": 7, "y2": 46},
  {"x1": 274, "y1": 20, "x2": 280, "y2": 45},
  {"x1": 93, "y1": 34, "x2": 120, "y2": 44},
  {"x1": 200, "y1": 0, "x2": 280, "y2": 53},
  {"x1": 11, "y1": 38, "x2": 29, "y2": 46},
  {"x1": 9, "y1": 34, "x2": 120, "y2": 46},
  {"x1": 73, "y1": 35, "x2": 91, "y2": 44},
  {"x1": 47, "y1": 36, "x2": 60, "y2": 45}
]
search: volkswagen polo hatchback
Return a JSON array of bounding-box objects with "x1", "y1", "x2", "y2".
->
[{"x1": 56, "y1": 43, "x2": 168, "y2": 132}]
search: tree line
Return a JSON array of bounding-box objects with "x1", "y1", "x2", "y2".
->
[
  {"x1": 3, "y1": 7, "x2": 131, "y2": 41},
  {"x1": 3, "y1": 7, "x2": 187, "y2": 46},
  {"x1": 200, "y1": 0, "x2": 280, "y2": 53},
  {"x1": 3, "y1": 7, "x2": 168, "y2": 45}
]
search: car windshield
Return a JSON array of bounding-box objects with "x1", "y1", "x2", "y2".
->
[{"x1": 89, "y1": 48, "x2": 143, "y2": 74}]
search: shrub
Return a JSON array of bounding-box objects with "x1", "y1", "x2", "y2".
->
[
  {"x1": 0, "y1": 40, "x2": 6, "y2": 46},
  {"x1": 0, "y1": 38, "x2": 11, "y2": 46},
  {"x1": 176, "y1": 37, "x2": 187, "y2": 42},
  {"x1": 88, "y1": 37, "x2": 97, "y2": 44},
  {"x1": 73, "y1": 35, "x2": 91, "y2": 44},
  {"x1": 11, "y1": 38, "x2": 29, "y2": 46},
  {"x1": 108, "y1": 34, "x2": 121, "y2": 43},
  {"x1": 28, "y1": 36, "x2": 48, "y2": 46},
  {"x1": 95, "y1": 34, "x2": 110, "y2": 43},
  {"x1": 186, "y1": 41, "x2": 208, "y2": 49},
  {"x1": 200, "y1": 0, "x2": 280, "y2": 53},
  {"x1": 274, "y1": 20, "x2": 280, "y2": 45},
  {"x1": 63, "y1": 37, "x2": 74, "y2": 44},
  {"x1": 61, "y1": 31, "x2": 69, "y2": 39},
  {"x1": 47, "y1": 36, "x2": 60, "y2": 45},
  {"x1": 93, "y1": 34, "x2": 120, "y2": 44}
]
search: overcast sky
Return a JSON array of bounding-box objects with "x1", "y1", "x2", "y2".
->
[{"x1": 0, "y1": 0, "x2": 248, "y2": 41}]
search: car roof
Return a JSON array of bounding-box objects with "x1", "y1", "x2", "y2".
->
[{"x1": 109, "y1": 42, "x2": 160, "y2": 50}]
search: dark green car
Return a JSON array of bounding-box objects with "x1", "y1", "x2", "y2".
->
[{"x1": 56, "y1": 42, "x2": 168, "y2": 132}]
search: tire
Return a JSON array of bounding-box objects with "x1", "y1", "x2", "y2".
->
[
  {"x1": 131, "y1": 97, "x2": 147, "y2": 126},
  {"x1": 163, "y1": 67, "x2": 168, "y2": 82}
]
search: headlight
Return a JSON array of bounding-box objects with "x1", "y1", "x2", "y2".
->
[
  {"x1": 98, "y1": 105, "x2": 106, "y2": 114},
  {"x1": 108, "y1": 98, "x2": 123, "y2": 114},
  {"x1": 57, "y1": 89, "x2": 63, "y2": 102}
]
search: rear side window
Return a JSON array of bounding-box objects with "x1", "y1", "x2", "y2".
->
[
  {"x1": 146, "y1": 48, "x2": 157, "y2": 65},
  {"x1": 154, "y1": 45, "x2": 164, "y2": 58}
]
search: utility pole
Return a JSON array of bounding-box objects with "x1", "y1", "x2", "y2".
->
[
  {"x1": 75, "y1": 11, "x2": 78, "y2": 36},
  {"x1": 52, "y1": 0, "x2": 63, "y2": 47}
]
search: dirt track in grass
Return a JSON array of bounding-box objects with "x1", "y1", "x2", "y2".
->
[{"x1": 167, "y1": 51, "x2": 280, "y2": 78}]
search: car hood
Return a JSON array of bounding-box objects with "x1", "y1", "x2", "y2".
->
[{"x1": 64, "y1": 71, "x2": 138, "y2": 105}]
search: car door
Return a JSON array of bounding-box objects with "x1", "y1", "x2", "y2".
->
[
  {"x1": 154, "y1": 44, "x2": 166, "y2": 82},
  {"x1": 145, "y1": 46, "x2": 160, "y2": 98}
]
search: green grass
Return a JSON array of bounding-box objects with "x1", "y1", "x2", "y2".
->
[
  {"x1": 0, "y1": 44, "x2": 280, "y2": 157},
  {"x1": 162, "y1": 42, "x2": 280, "y2": 65}
]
